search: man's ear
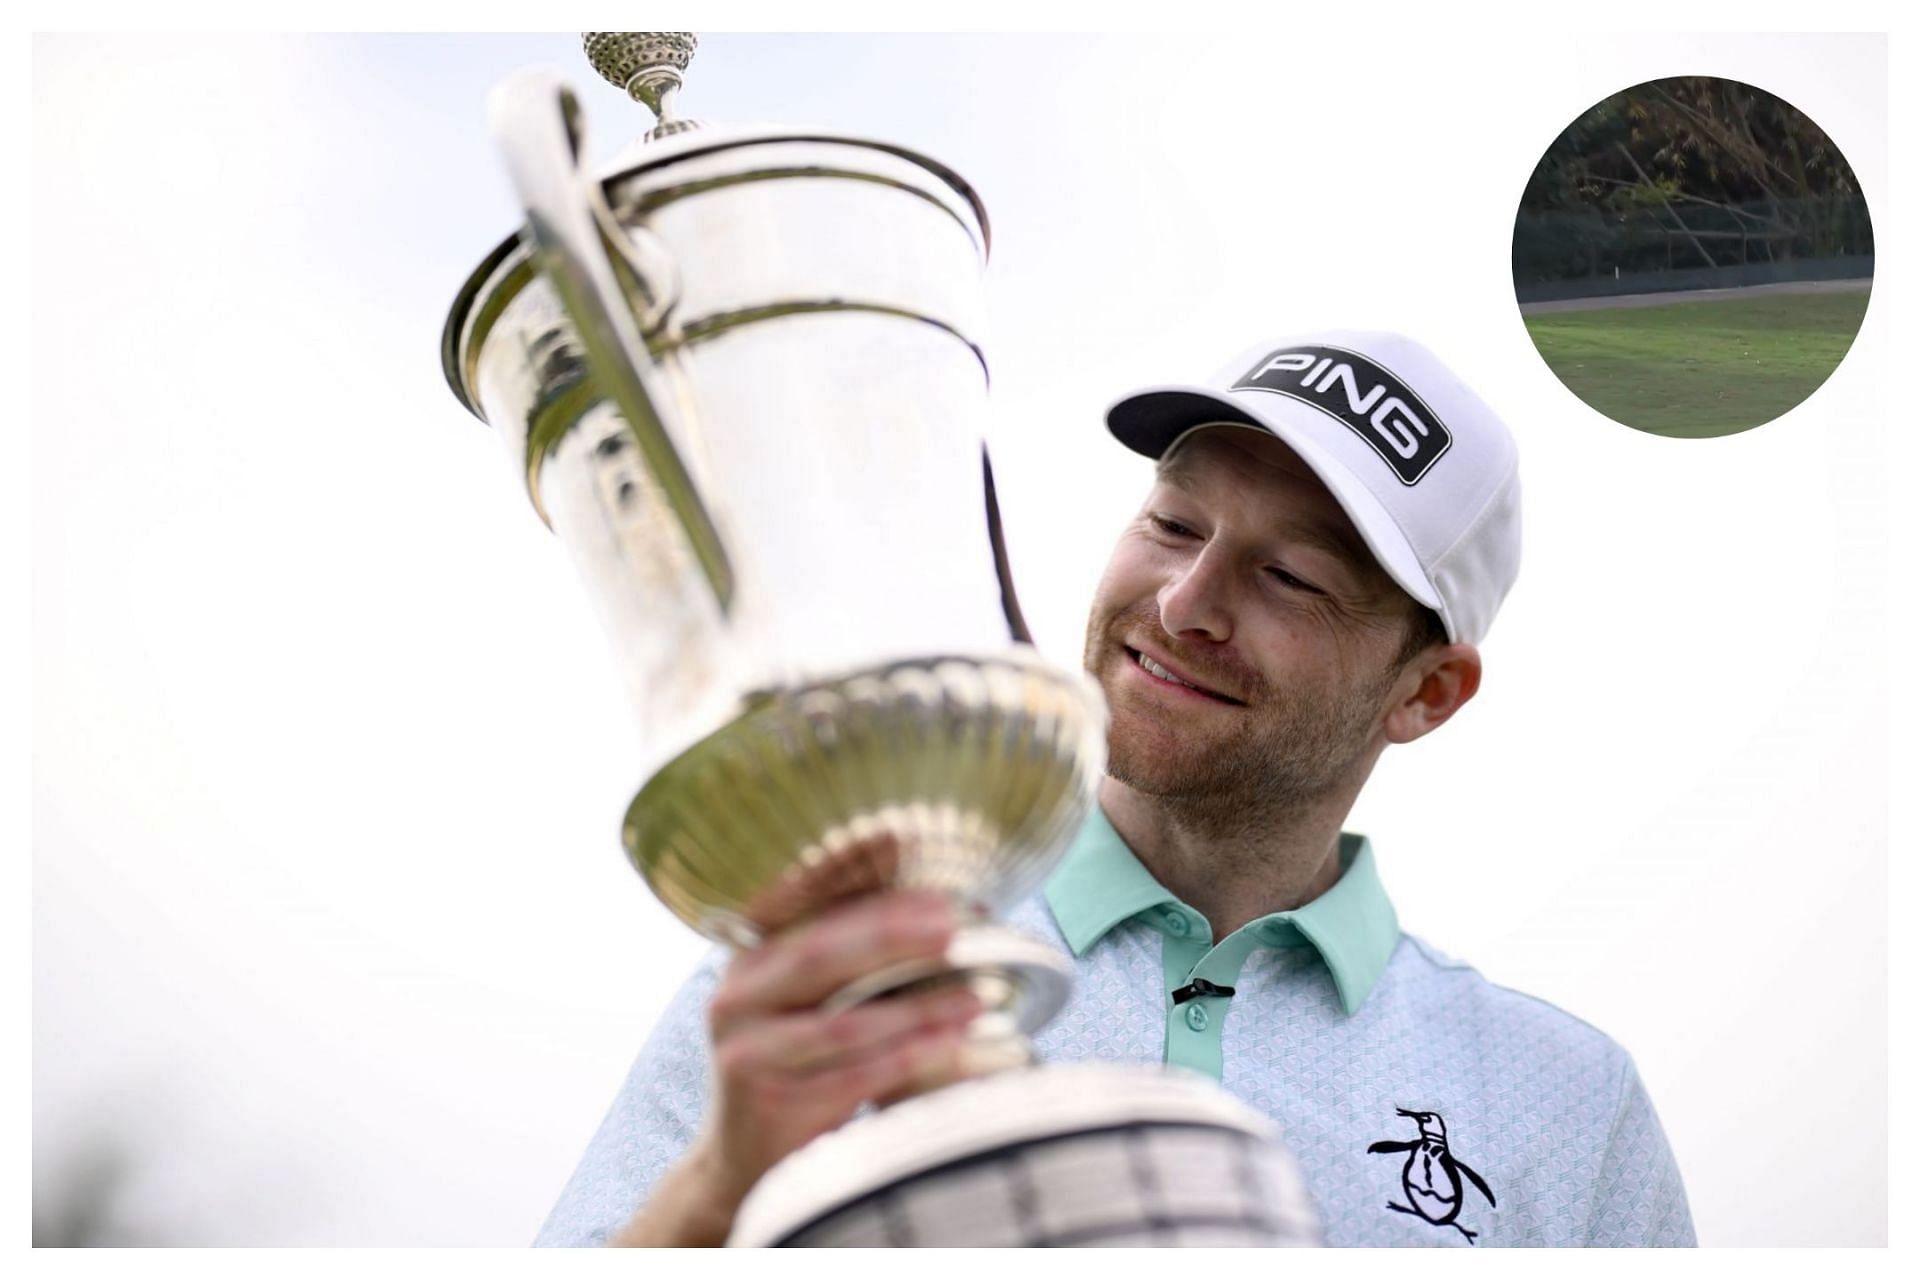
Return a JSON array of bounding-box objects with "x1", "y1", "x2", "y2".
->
[{"x1": 1383, "y1": 643, "x2": 1482, "y2": 745}]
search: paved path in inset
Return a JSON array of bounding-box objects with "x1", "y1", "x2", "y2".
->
[{"x1": 1519, "y1": 277, "x2": 1872, "y2": 316}]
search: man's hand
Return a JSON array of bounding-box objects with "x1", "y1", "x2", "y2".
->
[{"x1": 610, "y1": 885, "x2": 981, "y2": 1246}]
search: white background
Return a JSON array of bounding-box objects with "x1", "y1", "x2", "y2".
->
[{"x1": 29, "y1": 29, "x2": 1890, "y2": 1247}]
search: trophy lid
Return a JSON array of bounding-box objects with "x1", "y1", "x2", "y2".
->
[{"x1": 440, "y1": 32, "x2": 992, "y2": 420}]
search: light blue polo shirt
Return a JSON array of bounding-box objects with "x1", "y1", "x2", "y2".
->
[{"x1": 535, "y1": 808, "x2": 1694, "y2": 1247}]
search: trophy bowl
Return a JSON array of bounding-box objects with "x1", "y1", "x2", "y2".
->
[{"x1": 442, "y1": 34, "x2": 1106, "y2": 1049}]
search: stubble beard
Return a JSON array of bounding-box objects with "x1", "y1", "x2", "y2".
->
[{"x1": 1082, "y1": 601, "x2": 1393, "y2": 838}]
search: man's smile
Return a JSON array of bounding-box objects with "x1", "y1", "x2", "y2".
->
[{"x1": 1121, "y1": 644, "x2": 1247, "y2": 706}]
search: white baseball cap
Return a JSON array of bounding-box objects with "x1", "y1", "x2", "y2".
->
[{"x1": 1105, "y1": 330, "x2": 1521, "y2": 647}]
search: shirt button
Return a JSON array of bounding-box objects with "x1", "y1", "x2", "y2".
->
[
  {"x1": 1185, "y1": 1003, "x2": 1209, "y2": 1032},
  {"x1": 1161, "y1": 909, "x2": 1190, "y2": 937}
]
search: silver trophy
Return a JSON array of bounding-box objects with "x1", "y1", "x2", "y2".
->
[{"x1": 443, "y1": 34, "x2": 1319, "y2": 1246}]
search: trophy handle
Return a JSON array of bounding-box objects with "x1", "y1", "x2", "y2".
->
[
  {"x1": 980, "y1": 447, "x2": 1033, "y2": 644},
  {"x1": 489, "y1": 68, "x2": 736, "y2": 614}
]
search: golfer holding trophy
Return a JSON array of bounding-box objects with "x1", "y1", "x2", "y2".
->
[{"x1": 445, "y1": 33, "x2": 1318, "y2": 1247}]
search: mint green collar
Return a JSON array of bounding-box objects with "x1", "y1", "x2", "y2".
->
[{"x1": 1042, "y1": 805, "x2": 1400, "y2": 1015}]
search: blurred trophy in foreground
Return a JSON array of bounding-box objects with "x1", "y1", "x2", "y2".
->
[{"x1": 442, "y1": 33, "x2": 1319, "y2": 1246}]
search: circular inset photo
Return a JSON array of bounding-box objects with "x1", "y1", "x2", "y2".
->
[{"x1": 1513, "y1": 76, "x2": 1872, "y2": 438}]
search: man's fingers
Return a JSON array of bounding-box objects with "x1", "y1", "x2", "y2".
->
[
  {"x1": 790, "y1": 1018, "x2": 975, "y2": 1113},
  {"x1": 712, "y1": 889, "x2": 957, "y2": 1027},
  {"x1": 717, "y1": 984, "x2": 982, "y2": 1078},
  {"x1": 737, "y1": 833, "x2": 906, "y2": 935}
]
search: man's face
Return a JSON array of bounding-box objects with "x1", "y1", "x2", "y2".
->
[{"x1": 1082, "y1": 426, "x2": 1422, "y2": 816}]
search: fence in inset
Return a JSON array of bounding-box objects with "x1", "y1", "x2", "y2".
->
[{"x1": 1513, "y1": 194, "x2": 1874, "y2": 303}]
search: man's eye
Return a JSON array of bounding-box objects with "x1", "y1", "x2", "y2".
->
[
  {"x1": 1266, "y1": 567, "x2": 1324, "y2": 595},
  {"x1": 1149, "y1": 515, "x2": 1196, "y2": 538}
]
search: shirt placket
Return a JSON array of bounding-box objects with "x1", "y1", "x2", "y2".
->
[{"x1": 1148, "y1": 905, "x2": 1264, "y2": 1081}]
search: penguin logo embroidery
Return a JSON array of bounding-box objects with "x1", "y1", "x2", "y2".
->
[{"x1": 1367, "y1": 1108, "x2": 1497, "y2": 1244}]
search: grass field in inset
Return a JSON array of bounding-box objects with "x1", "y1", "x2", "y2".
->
[{"x1": 1522, "y1": 290, "x2": 1870, "y2": 437}]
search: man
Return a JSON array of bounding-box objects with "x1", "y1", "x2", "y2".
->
[{"x1": 534, "y1": 330, "x2": 1695, "y2": 1248}]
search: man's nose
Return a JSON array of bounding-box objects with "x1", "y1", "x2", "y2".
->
[{"x1": 1157, "y1": 545, "x2": 1234, "y2": 642}]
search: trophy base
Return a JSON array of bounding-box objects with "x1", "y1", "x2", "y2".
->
[
  {"x1": 820, "y1": 922, "x2": 1073, "y2": 1072},
  {"x1": 727, "y1": 1062, "x2": 1322, "y2": 1247}
]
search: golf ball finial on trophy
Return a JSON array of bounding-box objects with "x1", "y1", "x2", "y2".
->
[
  {"x1": 442, "y1": 33, "x2": 1320, "y2": 1247},
  {"x1": 581, "y1": 31, "x2": 702, "y2": 138}
]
